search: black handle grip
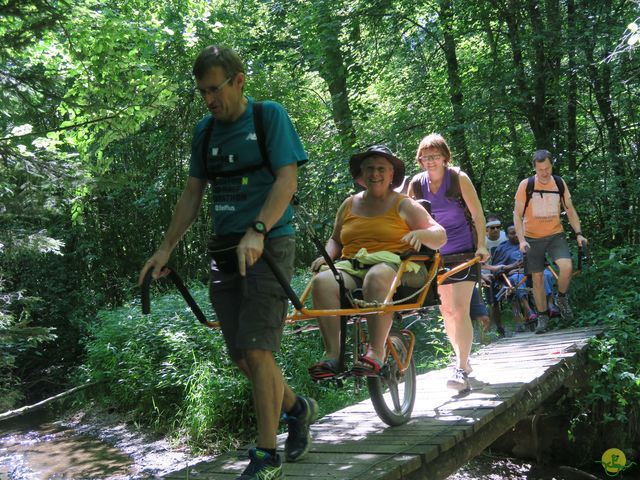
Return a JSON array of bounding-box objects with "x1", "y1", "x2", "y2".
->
[
  {"x1": 141, "y1": 266, "x2": 211, "y2": 327},
  {"x1": 577, "y1": 240, "x2": 589, "y2": 271}
]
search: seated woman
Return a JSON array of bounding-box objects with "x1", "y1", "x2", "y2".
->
[{"x1": 309, "y1": 145, "x2": 447, "y2": 379}]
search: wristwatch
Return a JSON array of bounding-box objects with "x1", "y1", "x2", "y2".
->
[
  {"x1": 575, "y1": 231, "x2": 583, "y2": 237},
  {"x1": 251, "y1": 221, "x2": 267, "y2": 235}
]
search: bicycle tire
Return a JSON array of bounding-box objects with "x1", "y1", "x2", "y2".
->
[{"x1": 367, "y1": 329, "x2": 416, "y2": 426}]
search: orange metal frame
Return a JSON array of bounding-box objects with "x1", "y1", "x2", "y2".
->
[{"x1": 205, "y1": 254, "x2": 481, "y2": 375}]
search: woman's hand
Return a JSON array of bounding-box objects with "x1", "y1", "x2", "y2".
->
[
  {"x1": 402, "y1": 231, "x2": 425, "y2": 251},
  {"x1": 311, "y1": 256, "x2": 327, "y2": 273},
  {"x1": 475, "y1": 245, "x2": 490, "y2": 263}
]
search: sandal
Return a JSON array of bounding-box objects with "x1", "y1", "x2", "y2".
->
[
  {"x1": 351, "y1": 355, "x2": 384, "y2": 377},
  {"x1": 308, "y1": 359, "x2": 339, "y2": 380}
]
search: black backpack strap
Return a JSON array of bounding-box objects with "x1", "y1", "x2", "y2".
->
[
  {"x1": 444, "y1": 167, "x2": 461, "y2": 200},
  {"x1": 445, "y1": 167, "x2": 477, "y2": 248},
  {"x1": 201, "y1": 117, "x2": 215, "y2": 178},
  {"x1": 553, "y1": 174, "x2": 566, "y2": 211},
  {"x1": 523, "y1": 176, "x2": 536, "y2": 216},
  {"x1": 410, "y1": 174, "x2": 424, "y2": 200},
  {"x1": 201, "y1": 102, "x2": 274, "y2": 181},
  {"x1": 252, "y1": 102, "x2": 274, "y2": 177},
  {"x1": 523, "y1": 175, "x2": 566, "y2": 215}
]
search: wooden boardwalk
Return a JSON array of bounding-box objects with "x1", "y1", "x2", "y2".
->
[{"x1": 162, "y1": 327, "x2": 602, "y2": 480}]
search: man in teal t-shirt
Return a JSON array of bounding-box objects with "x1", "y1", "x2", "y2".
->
[{"x1": 139, "y1": 46, "x2": 316, "y2": 480}]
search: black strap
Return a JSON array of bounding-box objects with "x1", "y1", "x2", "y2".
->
[
  {"x1": 523, "y1": 174, "x2": 566, "y2": 216},
  {"x1": 201, "y1": 102, "x2": 274, "y2": 181},
  {"x1": 411, "y1": 169, "x2": 476, "y2": 247},
  {"x1": 141, "y1": 267, "x2": 212, "y2": 327}
]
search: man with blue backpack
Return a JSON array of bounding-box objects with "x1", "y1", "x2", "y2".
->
[
  {"x1": 513, "y1": 150, "x2": 587, "y2": 334},
  {"x1": 139, "y1": 45, "x2": 315, "y2": 479}
]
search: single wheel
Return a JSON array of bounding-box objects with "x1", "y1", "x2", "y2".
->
[{"x1": 367, "y1": 329, "x2": 416, "y2": 426}]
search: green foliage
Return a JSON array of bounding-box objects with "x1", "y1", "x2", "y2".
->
[
  {"x1": 1, "y1": 0, "x2": 639, "y2": 450},
  {"x1": 80, "y1": 272, "x2": 372, "y2": 451},
  {"x1": 558, "y1": 247, "x2": 640, "y2": 452},
  {"x1": 0, "y1": 274, "x2": 56, "y2": 411}
]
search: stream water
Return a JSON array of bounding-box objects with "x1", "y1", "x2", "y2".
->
[
  {"x1": 0, "y1": 408, "x2": 632, "y2": 479},
  {"x1": 0, "y1": 409, "x2": 211, "y2": 480}
]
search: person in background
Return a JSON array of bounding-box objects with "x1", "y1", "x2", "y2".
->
[
  {"x1": 514, "y1": 150, "x2": 587, "y2": 334},
  {"x1": 480, "y1": 214, "x2": 506, "y2": 336},
  {"x1": 485, "y1": 215, "x2": 507, "y2": 253},
  {"x1": 470, "y1": 286, "x2": 491, "y2": 342},
  {"x1": 485, "y1": 224, "x2": 559, "y2": 331},
  {"x1": 138, "y1": 45, "x2": 315, "y2": 480},
  {"x1": 408, "y1": 133, "x2": 490, "y2": 392}
]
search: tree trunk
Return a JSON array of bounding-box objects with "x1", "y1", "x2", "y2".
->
[
  {"x1": 315, "y1": 2, "x2": 357, "y2": 150},
  {"x1": 439, "y1": 0, "x2": 476, "y2": 189},
  {"x1": 566, "y1": 0, "x2": 578, "y2": 187}
]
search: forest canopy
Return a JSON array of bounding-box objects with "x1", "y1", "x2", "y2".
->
[{"x1": 1, "y1": 0, "x2": 639, "y2": 408}]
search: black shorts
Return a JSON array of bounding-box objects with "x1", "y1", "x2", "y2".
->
[
  {"x1": 525, "y1": 233, "x2": 571, "y2": 273},
  {"x1": 209, "y1": 235, "x2": 295, "y2": 361},
  {"x1": 440, "y1": 251, "x2": 480, "y2": 285}
]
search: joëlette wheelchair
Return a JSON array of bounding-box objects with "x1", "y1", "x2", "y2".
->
[
  {"x1": 485, "y1": 240, "x2": 589, "y2": 332},
  {"x1": 141, "y1": 197, "x2": 480, "y2": 426},
  {"x1": 142, "y1": 248, "x2": 478, "y2": 427}
]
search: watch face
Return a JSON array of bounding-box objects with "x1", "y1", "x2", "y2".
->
[{"x1": 253, "y1": 221, "x2": 266, "y2": 233}]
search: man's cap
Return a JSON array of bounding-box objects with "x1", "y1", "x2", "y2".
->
[
  {"x1": 349, "y1": 144, "x2": 405, "y2": 188},
  {"x1": 486, "y1": 220, "x2": 502, "y2": 228}
]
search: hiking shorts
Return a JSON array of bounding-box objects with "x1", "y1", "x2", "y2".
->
[
  {"x1": 525, "y1": 233, "x2": 570, "y2": 273},
  {"x1": 440, "y1": 251, "x2": 480, "y2": 285},
  {"x1": 209, "y1": 235, "x2": 295, "y2": 361},
  {"x1": 469, "y1": 286, "x2": 489, "y2": 319}
]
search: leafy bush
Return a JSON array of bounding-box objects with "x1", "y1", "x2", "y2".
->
[
  {"x1": 558, "y1": 246, "x2": 640, "y2": 454},
  {"x1": 80, "y1": 270, "x2": 371, "y2": 451}
]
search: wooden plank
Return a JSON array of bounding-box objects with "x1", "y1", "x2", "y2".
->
[{"x1": 159, "y1": 327, "x2": 602, "y2": 480}]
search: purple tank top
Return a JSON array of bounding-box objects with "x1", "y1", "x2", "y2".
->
[{"x1": 419, "y1": 168, "x2": 474, "y2": 255}]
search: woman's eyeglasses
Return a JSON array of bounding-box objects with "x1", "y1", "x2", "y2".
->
[{"x1": 418, "y1": 154, "x2": 444, "y2": 163}]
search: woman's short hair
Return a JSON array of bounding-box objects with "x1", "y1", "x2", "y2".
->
[
  {"x1": 415, "y1": 133, "x2": 452, "y2": 166},
  {"x1": 192, "y1": 45, "x2": 244, "y2": 80}
]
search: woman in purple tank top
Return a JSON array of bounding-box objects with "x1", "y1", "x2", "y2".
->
[{"x1": 408, "y1": 134, "x2": 489, "y2": 393}]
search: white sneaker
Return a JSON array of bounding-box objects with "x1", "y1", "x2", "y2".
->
[{"x1": 446, "y1": 368, "x2": 470, "y2": 392}]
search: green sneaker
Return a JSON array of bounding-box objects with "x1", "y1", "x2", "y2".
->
[
  {"x1": 236, "y1": 448, "x2": 284, "y2": 480},
  {"x1": 282, "y1": 396, "x2": 318, "y2": 462}
]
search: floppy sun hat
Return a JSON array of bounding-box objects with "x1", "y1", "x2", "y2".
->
[{"x1": 349, "y1": 144, "x2": 406, "y2": 189}]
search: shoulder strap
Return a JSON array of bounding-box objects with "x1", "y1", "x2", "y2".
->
[
  {"x1": 444, "y1": 167, "x2": 461, "y2": 201},
  {"x1": 252, "y1": 102, "x2": 274, "y2": 177},
  {"x1": 200, "y1": 102, "x2": 274, "y2": 180},
  {"x1": 410, "y1": 175, "x2": 424, "y2": 200},
  {"x1": 523, "y1": 175, "x2": 566, "y2": 215},
  {"x1": 553, "y1": 174, "x2": 566, "y2": 211},
  {"x1": 445, "y1": 167, "x2": 477, "y2": 248},
  {"x1": 523, "y1": 176, "x2": 536, "y2": 216},
  {"x1": 201, "y1": 117, "x2": 215, "y2": 176}
]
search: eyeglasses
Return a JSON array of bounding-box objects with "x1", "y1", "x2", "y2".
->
[
  {"x1": 418, "y1": 154, "x2": 444, "y2": 163},
  {"x1": 488, "y1": 226, "x2": 501, "y2": 230},
  {"x1": 197, "y1": 76, "x2": 233, "y2": 97}
]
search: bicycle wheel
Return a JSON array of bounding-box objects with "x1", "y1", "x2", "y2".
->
[{"x1": 367, "y1": 329, "x2": 416, "y2": 426}]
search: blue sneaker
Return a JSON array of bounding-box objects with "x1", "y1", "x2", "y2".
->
[
  {"x1": 236, "y1": 448, "x2": 284, "y2": 479},
  {"x1": 282, "y1": 396, "x2": 318, "y2": 462}
]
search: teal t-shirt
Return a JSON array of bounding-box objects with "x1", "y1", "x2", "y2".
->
[{"x1": 189, "y1": 98, "x2": 308, "y2": 237}]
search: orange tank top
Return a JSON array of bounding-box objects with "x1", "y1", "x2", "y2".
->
[{"x1": 340, "y1": 194, "x2": 412, "y2": 258}]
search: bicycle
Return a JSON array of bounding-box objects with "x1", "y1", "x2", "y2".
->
[{"x1": 141, "y1": 249, "x2": 479, "y2": 426}]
